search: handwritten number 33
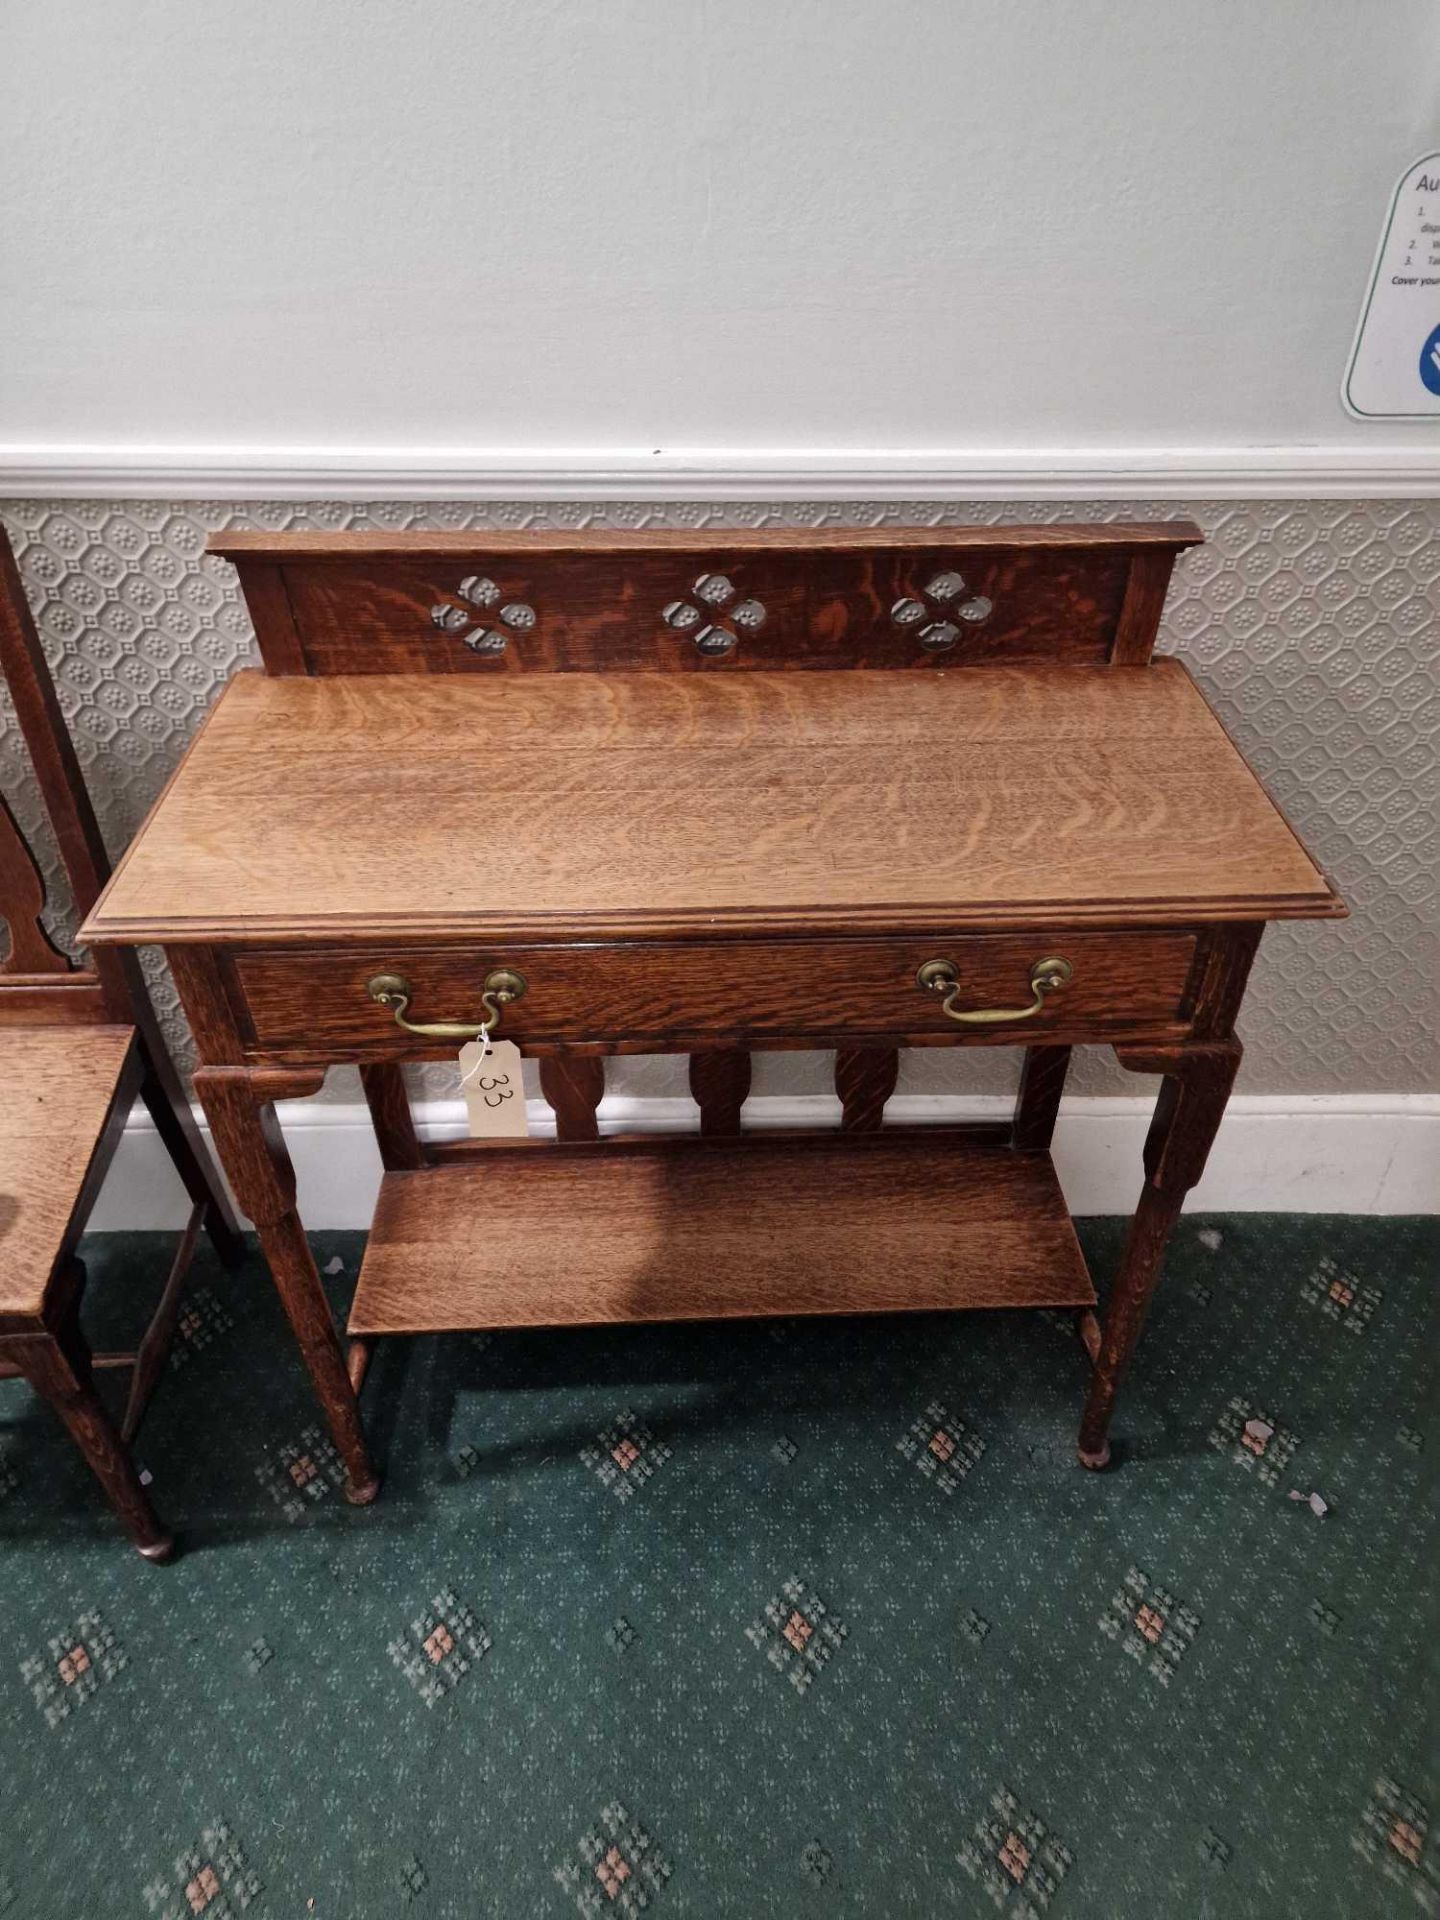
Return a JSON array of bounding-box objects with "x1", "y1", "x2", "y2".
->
[{"x1": 476, "y1": 1073, "x2": 514, "y2": 1108}]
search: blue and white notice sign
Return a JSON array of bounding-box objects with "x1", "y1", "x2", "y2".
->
[{"x1": 1344, "y1": 152, "x2": 1440, "y2": 417}]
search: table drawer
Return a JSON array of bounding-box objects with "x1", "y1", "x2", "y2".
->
[{"x1": 232, "y1": 930, "x2": 1200, "y2": 1056}]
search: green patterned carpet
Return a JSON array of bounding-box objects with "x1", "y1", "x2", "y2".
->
[{"x1": 0, "y1": 1216, "x2": 1435, "y2": 1919}]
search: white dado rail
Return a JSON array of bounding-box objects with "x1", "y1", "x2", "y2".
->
[{"x1": 4, "y1": 446, "x2": 1440, "y2": 500}]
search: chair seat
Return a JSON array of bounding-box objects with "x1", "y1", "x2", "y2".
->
[{"x1": 0, "y1": 1024, "x2": 137, "y2": 1327}]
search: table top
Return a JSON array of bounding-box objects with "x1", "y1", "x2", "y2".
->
[{"x1": 82, "y1": 660, "x2": 1342, "y2": 947}]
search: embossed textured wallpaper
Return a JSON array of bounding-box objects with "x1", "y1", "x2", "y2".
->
[{"x1": 0, "y1": 498, "x2": 1435, "y2": 1100}]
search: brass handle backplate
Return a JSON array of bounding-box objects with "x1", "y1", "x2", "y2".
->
[
  {"x1": 366, "y1": 967, "x2": 528, "y2": 1038},
  {"x1": 916, "y1": 955, "x2": 1073, "y2": 1025}
]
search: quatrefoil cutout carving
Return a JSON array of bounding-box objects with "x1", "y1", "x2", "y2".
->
[
  {"x1": 891, "y1": 571, "x2": 994, "y2": 651},
  {"x1": 429, "y1": 575, "x2": 537, "y2": 655},
  {"x1": 661, "y1": 573, "x2": 767, "y2": 656}
]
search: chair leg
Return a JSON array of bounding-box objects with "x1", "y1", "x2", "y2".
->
[
  {"x1": 138, "y1": 1059, "x2": 244, "y2": 1268},
  {"x1": 121, "y1": 1202, "x2": 204, "y2": 1444},
  {"x1": 8, "y1": 1286, "x2": 174, "y2": 1562}
]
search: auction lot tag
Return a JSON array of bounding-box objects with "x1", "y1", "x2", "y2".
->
[{"x1": 458, "y1": 1034, "x2": 529, "y2": 1138}]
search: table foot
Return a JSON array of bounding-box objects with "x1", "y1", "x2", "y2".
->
[
  {"x1": 136, "y1": 1533, "x2": 177, "y2": 1563},
  {"x1": 344, "y1": 1474, "x2": 382, "y2": 1506},
  {"x1": 1077, "y1": 1441, "x2": 1112, "y2": 1471}
]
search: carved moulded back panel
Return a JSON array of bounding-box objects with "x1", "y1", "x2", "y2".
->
[
  {"x1": 213, "y1": 525, "x2": 1200, "y2": 674},
  {"x1": 0, "y1": 788, "x2": 71, "y2": 975}
]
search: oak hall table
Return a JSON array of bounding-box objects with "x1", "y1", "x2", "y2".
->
[{"x1": 81, "y1": 524, "x2": 1343, "y2": 1503}]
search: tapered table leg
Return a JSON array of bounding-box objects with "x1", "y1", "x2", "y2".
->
[
  {"x1": 194, "y1": 1066, "x2": 379, "y2": 1503},
  {"x1": 1078, "y1": 1041, "x2": 1241, "y2": 1468}
]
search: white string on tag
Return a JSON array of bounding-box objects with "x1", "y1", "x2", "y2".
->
[{"x1": 459, "y1": 1020, "x2": 493, "y2": 1089}]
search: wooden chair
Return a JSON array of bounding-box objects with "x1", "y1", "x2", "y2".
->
[{"x1": 0, "y1": 527, "x2": 241, "y2": 1560}]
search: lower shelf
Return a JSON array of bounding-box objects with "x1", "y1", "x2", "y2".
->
[{"x1": 347, "y1": 1134, "x2": 1095, "y2": 1336}]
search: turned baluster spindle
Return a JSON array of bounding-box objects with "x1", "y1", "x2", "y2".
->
[
  {"x1": 835, "y1": 1046, "x2": 900, "y2": 1132},
  {"x1": 689, "y1": 1049, "x2": 752, "y2": 1136},
  {"x1": 539, "y1": 1056, "x2": 606, "y2": 1142}
]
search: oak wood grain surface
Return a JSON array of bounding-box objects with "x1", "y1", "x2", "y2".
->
[
  {"x1": 346, "y1": 1135, "x2": 1096, "y2": 1335},
  {"x1": 0, "y1": 1026, "x2": 136, "y2": 1323},
  {"x1": 83, "y1": 662, "x2": 1340, "y2": 946}
]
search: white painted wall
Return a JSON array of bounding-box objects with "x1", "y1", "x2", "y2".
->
[{"x1": 2, "y1": 0, "x2": 1439, "y2": 481}]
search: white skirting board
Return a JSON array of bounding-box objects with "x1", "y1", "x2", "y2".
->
[{"x1": 87, "y1": 1093, "x2": 1439, "y2": 1231}]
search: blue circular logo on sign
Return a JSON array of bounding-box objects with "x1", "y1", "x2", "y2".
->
[{"x1": 1420, "y1": 324, "x2": 1440, "y2": 395}]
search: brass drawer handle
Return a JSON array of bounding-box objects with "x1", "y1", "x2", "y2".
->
[
  {"x1": 366, "y1": 967, "x2": 528, "y2": 1037},
  {"x1": 916, "y1": 955, "x2": 1073, "y2": 1025}
]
